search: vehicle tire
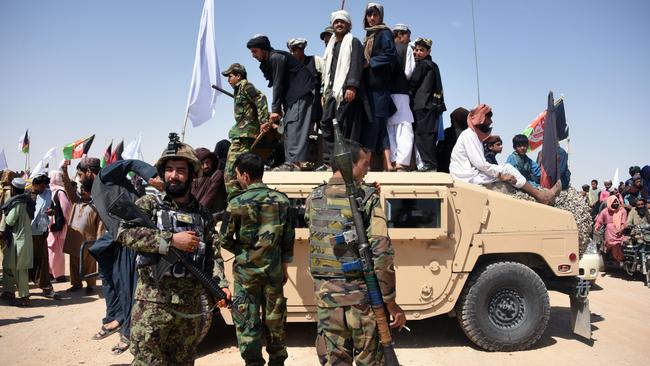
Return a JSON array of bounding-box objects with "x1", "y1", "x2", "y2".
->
[{"x1": 456, "y1": 261, "x2": 550, "y2": 352}]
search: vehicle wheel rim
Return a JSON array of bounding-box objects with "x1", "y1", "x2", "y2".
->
[{"x1": 488, "y1": 288, "x2": 526, "y2": 329}]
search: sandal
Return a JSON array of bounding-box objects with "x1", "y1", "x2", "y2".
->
[
  {"x1": 111, "y1": 336, "x2": 130, "y2": 355},
  {"x1": 92, "y1": 324, "x2": 121, "y2": 340}
]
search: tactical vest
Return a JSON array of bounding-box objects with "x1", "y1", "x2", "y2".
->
[
  {"x1": 136, "y1": 196, "x2": 207, "y2": 280},
  {"x1": 308, "y1": 184, "x2": 375, "y2": 279}
]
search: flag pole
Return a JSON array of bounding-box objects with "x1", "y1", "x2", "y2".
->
[
  {"x1": 341, "y1": 0, "x2": 346, "y2": 10},
  {"x1": 181, "y1": 109, "x2": 190, "y2": 142},
  {"x1": 471, "y1": 0, "x2": 481, "y2": 105}
]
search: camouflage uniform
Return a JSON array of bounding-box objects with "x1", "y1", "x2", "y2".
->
[
  {"x1": 304, "y1": 177, "x2": 396, "y2": 366},
  {"x1": 219, "y1": 182, "x2": 295, "y2": 366},
  {"x1": 225, "y1": 79, "x2": 270, "y2": 198},
  {"x1": 117, "y1": 193, "x2": 228, "y2": 366}
]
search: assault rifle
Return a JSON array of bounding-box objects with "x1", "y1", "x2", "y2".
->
[
  {"x1": 105, "y1": 191, "x2": 247, "y2": 325},
  {"x1": 332, "y1": 119, "x2": 400, "y2": 366},
  {"x1": 211, "y1": 84, "x2": 280, "y2": 160}
]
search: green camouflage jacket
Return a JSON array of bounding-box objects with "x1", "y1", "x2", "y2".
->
[
  {"x1": 117, "y1": 193, "x2": 228, "y2": 304},
  {"x1": 304, "y1": 176, "x2": 396, "y2": 308},
  {"x1": 219, "y1": 182, "x2": 294, "y2": 286},
  {"x1": 229, "y1": 79, "x2": 269, "y2": 140}
]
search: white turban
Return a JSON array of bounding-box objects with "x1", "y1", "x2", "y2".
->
[
  {"x1": 330, "y1": 10, "x2": 352, "y2": 27},
  {"x1": 287, "y1": 38, "x2": 308, "y2": 50}
]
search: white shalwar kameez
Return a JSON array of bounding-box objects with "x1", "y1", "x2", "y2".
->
[
  {"x1": 387, "y1": 46, "x2": 416, "y2": 167},
  {"x1": 449, "y1": 128, "x2": 526, "y2": 188}
]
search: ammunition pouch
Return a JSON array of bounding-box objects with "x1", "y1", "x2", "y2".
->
[
  {"x1": 308, "y1": 185, "x2": 363, "y2": 280},
  {"x1": 137, "y1": 197, "x2": 208, "y2": 282}
]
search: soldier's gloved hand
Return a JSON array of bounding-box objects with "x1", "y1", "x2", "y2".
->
[
  {"x1": 386, "y1": 301, "x2": 407, "y2": 329},
  {"x1": 217, "y1": 287, "x2": 232, "y2": 308},
  {"x1": 171, "y1": 231, "x2": 200, "y2": 252}
]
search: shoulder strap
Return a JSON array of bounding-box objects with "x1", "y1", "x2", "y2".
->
[{"x1": 360, "y1": 184, "x2": 378, "y2": 206}]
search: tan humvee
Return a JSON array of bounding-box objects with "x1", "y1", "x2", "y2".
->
[{"x1": 220, "y1": 172, "x2": 591, "y2": 352}]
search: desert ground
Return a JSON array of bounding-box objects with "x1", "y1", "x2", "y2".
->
[{"x1": 1, "y1": 271, "x2": 649, "y2": 366}]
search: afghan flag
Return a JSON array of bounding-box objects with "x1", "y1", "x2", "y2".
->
[
  {"x1": 63, "y1": 135, "x2": 95, "y2": 160},
  {"x1": 522, "y1": 98, "x2": 569, "y2": 151},
  {"x1": 18, "y1": 129, "x2": 30, "y2": 153},
  {"x1": 110, "y1": 140, "x2": 124, "y2": 164},
  {"x1": 100, "y1": 140, "x2": 113, "y2": 168},
  {"x1": 539, "y1": 91, "x2": 559, "y2": 189}
]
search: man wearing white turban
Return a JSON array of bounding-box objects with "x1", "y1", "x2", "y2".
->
[{"x1": 318, "y1": 9, "x2": 367, "y2": 171}]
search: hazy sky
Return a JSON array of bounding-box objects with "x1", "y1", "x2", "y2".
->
[{"x1": 1, "y1": 0, "x2": 648, "y2": 186}]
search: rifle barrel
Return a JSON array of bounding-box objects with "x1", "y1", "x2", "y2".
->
[{"x1": 211, "y1": 84, "x2": 234, "y2": 98}]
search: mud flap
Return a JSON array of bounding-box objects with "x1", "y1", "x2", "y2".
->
[{"x1": 569, "y1": 278, "x2": 591, "y2": 339}]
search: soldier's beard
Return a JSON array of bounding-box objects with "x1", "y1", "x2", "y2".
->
[{"x1": 165, "y1": 180, "x2": 191, "y2": 198}]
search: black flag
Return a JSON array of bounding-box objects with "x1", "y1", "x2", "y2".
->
[
  {"x1": 540, "y1": 91, "x2": 558, "y2": 189},
  {"x1": 555, "y1": 99, "x2": 569, "y2": 141}
]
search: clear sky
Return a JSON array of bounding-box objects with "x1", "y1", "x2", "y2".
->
[{"x1": 1, "y1": 0, "x2": 648, "y2": 187}]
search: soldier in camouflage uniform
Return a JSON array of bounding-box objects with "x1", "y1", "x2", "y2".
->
[
  {"x1": 222, "y1": 63, "x2": 271, "y2": 198},
  {"x1": 219, "y1": 153, "x2": 294, "y2": 366},
  {"x1": 117, "y1": 135, "x2": 230, "y2": 366},
  {"x1": 304, "y1": 140, "x2": 406, "y2": 366}
]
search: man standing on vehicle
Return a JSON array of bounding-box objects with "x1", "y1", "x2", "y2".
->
[
  {"x1": 247, "y1": 34, "x2": 315, "y2": 171},
  {"x1": 304, "y1": 139, "x2": 405, "y2": 365},
  {"x1": 319, "y1": 9, "x2": 366, "y2": 171},
  {"x1": 219, "y1": 152, "x2": 295, "y2": 366},
  {"x1": 117, "y1": 135, "x2": 230, "y2": 365},
  {"x1": 222, "y1": 63, "x2": 271, "y2": 198}
]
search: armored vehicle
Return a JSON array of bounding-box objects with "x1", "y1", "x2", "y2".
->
[{"x1": 220, "y1": 171, "x2": 591, "y2": 352}]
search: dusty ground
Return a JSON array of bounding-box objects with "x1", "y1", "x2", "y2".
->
[{"x1": 1, "y1": 271, "x2": 649, "y2": 366}]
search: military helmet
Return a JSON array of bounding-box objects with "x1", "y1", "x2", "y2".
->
[{"x1": 155, "y1": 133, "x2": 202, "y2": 178}]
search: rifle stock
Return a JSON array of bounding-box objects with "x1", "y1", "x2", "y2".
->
[{"x1": 332, "y1": 119, "x2": 400, "y2": 365}]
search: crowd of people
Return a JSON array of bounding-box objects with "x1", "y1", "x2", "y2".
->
[
  {"x1": 2, "y1": 3, "x2": 647, "y2": 366},
  {"x1": 580, "y1": 166, "x2": 650, "y2": 264}
]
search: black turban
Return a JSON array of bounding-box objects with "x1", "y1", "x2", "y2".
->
[{"x1": 246, "y1": 35, "x2": 271, "y2": 51}]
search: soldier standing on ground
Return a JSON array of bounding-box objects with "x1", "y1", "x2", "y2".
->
[
  {"x1": 222, "y1": 63, "x2": 271, "y2": 198},
  {"x1": 304, "y1": 140, "x2": 405, "y2": 365},
  {"x1": 219, "y1": 152, "x2": 295, "y2": 366},
  {"x1": 117, "y1": 136, "x2": 230, "y2": 365}
]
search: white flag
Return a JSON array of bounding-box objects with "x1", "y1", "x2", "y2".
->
[
  {"x1": 42, "y1": 146, "x2": 57, "y2": 161},
  {"x1": 0, "y1": 149, "x2": 8, "y2": 170},
  {"x1": 123, "y1": 133, "x2": 142, "y2": 160},
  {"x1": 30, "y1": 160, "x2": 45, "y2": 178},
  {"x1": 612, "y1": 168, "x2": 620, "y2": 188},
  {"x1": 185, "y1": 0, "x2": 220, "y2": 127}
]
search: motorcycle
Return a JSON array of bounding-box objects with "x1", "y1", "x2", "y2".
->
[{"x1": 622, "y1": 224, "x2": 650, "y2": 287}]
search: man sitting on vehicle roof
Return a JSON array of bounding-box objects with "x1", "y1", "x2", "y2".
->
[{"x1": 449, "y1": 104, "x2": 560, "y2": 205}]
